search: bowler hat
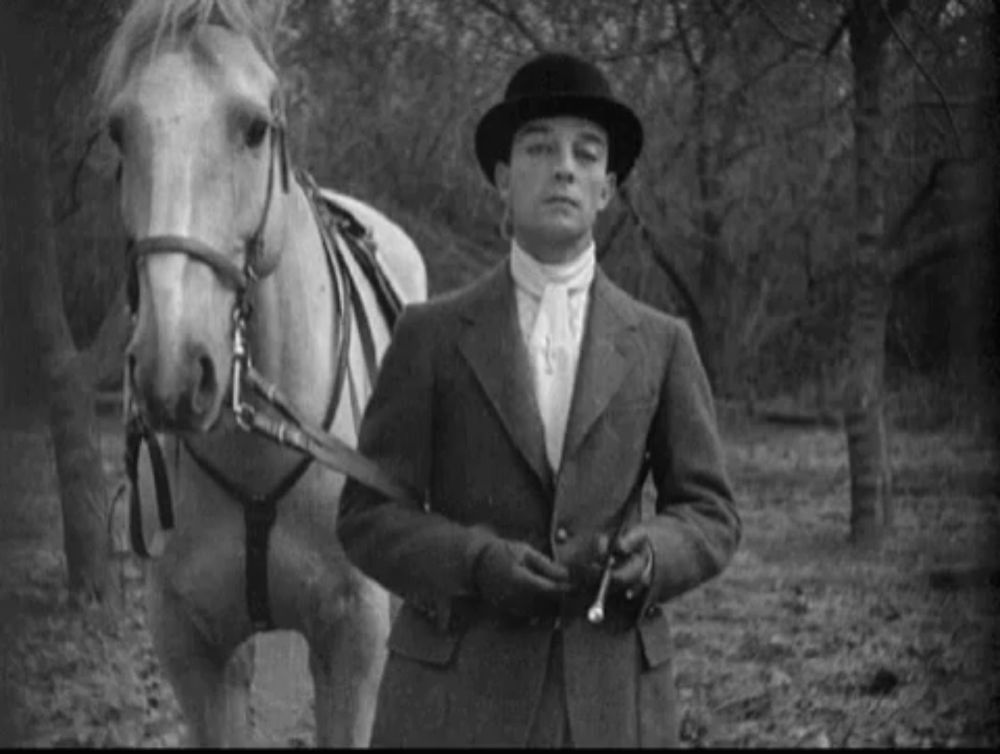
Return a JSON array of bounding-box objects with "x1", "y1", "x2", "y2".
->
[{"x1": 474, "y1": 52, "x2": 644, "y2": 186}]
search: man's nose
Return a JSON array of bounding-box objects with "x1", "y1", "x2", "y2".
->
[{"x1": 553, "y1": 145, "x2": 576, "y2": 181}]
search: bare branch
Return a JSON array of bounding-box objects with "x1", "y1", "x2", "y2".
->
[
  {"x1": 471, "y1": 0, "x2": 545, "y2": 52},
  {"x1": 617, "y1": 186, "x2": 702, "y2": 324},
  {"x1": 821, "y1": 12, "x2": 850, "y2": 57},
  {"x1": 598, "y1": 34, "x2": 681, "y2": 63},
  {"x1": 707, "y1": 0, "x2": 751, "y2": 38},
  {"x1": 55, "y1": 128, "x2": 102, "y2": 225},
  {"x1": 625, "y1": 0, "x2": 646, "y2": 51},
  {"x1": 880, "y1": 0, "x2": 964, "y2": 156},
  {"x1": 889, "y1": 218, "x2": 990, "y2": 288},
  {"x1": 885, "y1": 0, "x2": 912, "y2": 22},
  {"x1": 882, "y1": 158, "x2": 948, "y2": 249},
  {"x1": 907, "y1": 94, "x2": 995, "y2": 109},
  {"x1": 750, "y1": 0, "x2": 824, "y2": 52},
  {"x1": 670, "y1": 0, "x2": 701, "y2": 74},
  {"x1": 741, "y1": 43, "x2": 802, "y2": 91},
  {"x1": 904, "y1": 0, "x2": 950, "y2": 55}
]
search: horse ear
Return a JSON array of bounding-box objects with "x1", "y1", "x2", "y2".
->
[
  {"x1": 270, "y1": 89, "x2": 292, "y2": 192},
  {"x1": 247, "y1": 0, "x2": 289, "y2": 38}
]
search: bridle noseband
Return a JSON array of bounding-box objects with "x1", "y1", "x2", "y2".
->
[{"x1": 130, "y1": 233, "x2": 255, "y2": 293}]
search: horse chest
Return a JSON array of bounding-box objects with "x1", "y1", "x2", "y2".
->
[{"x1": 161, "y1": 470, "x2": 347, "y2": 628}]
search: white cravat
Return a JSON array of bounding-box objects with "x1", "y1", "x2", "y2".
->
[{"x1": 510, "y1": 241, "x2": 595, "y2": 471}]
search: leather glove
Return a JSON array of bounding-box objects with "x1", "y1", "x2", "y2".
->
[
  {"x1": 473, "y1": 539, "x2": 572, "y2": 618},
  {"x1": 588, "y1": 526, "x2": 655, "y2": 600},
  {"x1": 564, "y1": 532, "x2": 611, "y2": 590}
]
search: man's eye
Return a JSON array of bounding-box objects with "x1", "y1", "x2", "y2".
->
[{"x1": 526, "y1": 141, "x2": 551, "y2": 155}]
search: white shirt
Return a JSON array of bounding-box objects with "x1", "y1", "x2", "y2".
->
[
  {"x1": 509, "y1": 240, "x2": 596, "y2": 469},
  {"x1": 509, "y1": 240, "x2": 595, "y2": 354}
]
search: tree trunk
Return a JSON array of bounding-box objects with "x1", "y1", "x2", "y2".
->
[
  {"x1": 0, "y1": 46, "x2": 42, "y2": 414},
  {"x1": 79, "y1": 282, "x2": 131, "y2": 389},
  {"x1": 844, "y1": 2, "x2": 896, "y2": 547},
  {"x1": 0, "y1": 6, "x2": 116, "y2": 602},
  {"x1": 844, "y1": 268, "x2": 893, "y2": 542},
  {"x1": 693, "y1": 126, "x2": 728, "y2": 392}
]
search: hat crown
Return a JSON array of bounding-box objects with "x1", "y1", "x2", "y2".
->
[
  {"x1": 473, "y1": 51, "x2": 644, "y2": 186},
  {"x1": 504, "y1": 52, "x2": 614, "y2": 103}
]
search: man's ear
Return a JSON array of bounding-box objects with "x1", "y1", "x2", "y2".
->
[
  {"x1": 494, "y1": 161, "x2": 511, "y2": 200},
  {"x1": 598, "y1": 172, "x2": 617, "y2": 210}
]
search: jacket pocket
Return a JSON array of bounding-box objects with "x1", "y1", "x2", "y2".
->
[
  {"x1": 637, "y1": 608, "x2": 674, "y2": 669},
  {"x1": 387, "y1": 604, "x2": 460, "y2": 667}
]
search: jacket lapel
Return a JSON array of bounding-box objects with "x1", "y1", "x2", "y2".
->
[
  {"x1": 562, "y1": 269, "x2": 639, "y2": 463},
  {"x1": 458, "y1": 264, "x2": 553, "y2": 492}
]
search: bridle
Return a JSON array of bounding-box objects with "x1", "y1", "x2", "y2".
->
[
  {"x1": 119, "y1": 92, "x2": 413, "y2": 631},
  {"x1": 124, "y1": 93, "x2": 290, "y2": 319}
]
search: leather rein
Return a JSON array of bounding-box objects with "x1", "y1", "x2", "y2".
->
[{"x1": 122, "y1": 106, "x2": 414, "y2": 630}]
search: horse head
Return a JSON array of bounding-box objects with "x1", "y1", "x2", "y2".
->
[{"x1": 99, "y1": 0, "x2": 289, "y2": 432}]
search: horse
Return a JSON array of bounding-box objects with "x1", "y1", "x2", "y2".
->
[{"x1": 94, "y1": 0, "x2": 427, "y2": 746}]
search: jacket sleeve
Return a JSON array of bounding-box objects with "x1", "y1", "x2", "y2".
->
[
  {"x1": 336, "y1": 305, "x2": 496, "y2": 602},
  {"x1": 642, "y1": 320, "x2": 741, "y2": 607}
]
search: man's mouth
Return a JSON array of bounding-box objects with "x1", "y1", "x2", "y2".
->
[{"x1": 545, "y1": 196, "x2": 579, "y2": 208}]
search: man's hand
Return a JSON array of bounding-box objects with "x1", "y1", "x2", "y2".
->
[
  {"x1": 474, "y1": 539, "x2": 572, "y2": 618},
  {"x1": 567, "y1": 526, "x2": 654, "y2": 601},
  {"x1": 564, "y1": 532, "x2": 612, "y2": 589},
  {"x1": 610, "y1": 524, "x2": 654, "y2": 599},
  {"x1": 574, "y1": 526, "x2": 654, "y2": 600}
]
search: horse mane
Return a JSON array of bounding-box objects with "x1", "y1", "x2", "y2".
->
[{"x1": 95, "y1": 0, "x2": 279, "y2": 114}]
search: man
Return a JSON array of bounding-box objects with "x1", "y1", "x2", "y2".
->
[{"x1": 337, "y1": 51, "x2": 740, "y2": 748}]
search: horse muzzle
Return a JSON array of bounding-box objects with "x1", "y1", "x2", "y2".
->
[{"x1": 127, "y1": 335, "x2": 224, "y2": 433}]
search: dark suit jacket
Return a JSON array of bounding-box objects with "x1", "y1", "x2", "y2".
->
[{"x1": 337, "y1": 260, "x2": 740, "y2": 748}]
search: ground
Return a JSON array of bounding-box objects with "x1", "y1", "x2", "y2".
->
[{"x1": 1, "y1": 411, "x2": 997, "y2": 747}]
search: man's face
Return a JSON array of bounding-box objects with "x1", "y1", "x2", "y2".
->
[{"x1": 495, "y1": 115, "x2": 615, "y2": 263}]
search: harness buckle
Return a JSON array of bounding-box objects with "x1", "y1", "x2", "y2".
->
[
  {"x1": 236, "y1": 403, "x2": 256, "y2": 432},
  {"x1": 231, "y1": 310, "x2": 253, "y2": 423}
]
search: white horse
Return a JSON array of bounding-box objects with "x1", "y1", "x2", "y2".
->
[{"x1": 96, "y1": 0, "x2": 426, "y2": 746}]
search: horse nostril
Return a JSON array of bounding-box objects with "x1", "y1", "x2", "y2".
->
[
  {"x1": 192, "y1": 354, "x2": 217, "y2": 413},
  {"x1": 127, "y1": 353, "x2": 138, "y2": 390}
]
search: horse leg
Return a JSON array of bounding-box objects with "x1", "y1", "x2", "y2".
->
[
  {"x1": 148, "y1": 582, "x2": 255, "y2": 747},
  {"x1": 309, "y1": 582, "x2": 390, "y2": 747}
]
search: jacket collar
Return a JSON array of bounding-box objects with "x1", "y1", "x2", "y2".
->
[{"x1": 457, "y1": 261, "x2": 639, "y2": 490}]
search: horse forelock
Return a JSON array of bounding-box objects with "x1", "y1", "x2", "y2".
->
[{"x1": 96, "y1": 0, "x2": 279, "y2": 115}]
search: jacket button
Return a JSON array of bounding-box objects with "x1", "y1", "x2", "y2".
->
[
  {"x1": 645, "y1": 605, "x2": 660, "y2": 619},
  {"x1": 554, "y1": 526, "x2": 569, "y2": 544}
]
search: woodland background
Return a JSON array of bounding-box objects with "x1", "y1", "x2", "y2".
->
[{"x1": 0, "y1": 0, "x2": 998, "y2": 747}]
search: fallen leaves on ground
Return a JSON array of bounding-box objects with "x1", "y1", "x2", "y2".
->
[{"x1": 0, "y1": 420, "x2": 997, "y2": 747}]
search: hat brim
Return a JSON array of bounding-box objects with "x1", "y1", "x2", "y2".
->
[{"x1": 474, "y1": 94, "x2": 643, "y2": 187}]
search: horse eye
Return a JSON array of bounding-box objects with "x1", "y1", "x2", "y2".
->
[{"x1": 246, "y1": 118, "x2": 269, "y2": 149}]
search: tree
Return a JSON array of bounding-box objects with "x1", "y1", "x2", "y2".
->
[
  {"x1": 0, "y1": 1, "x2": 123, "y2": 602},
  {"x1": 838, "y1": 0, "x2": 901, "y2": 545},
  {"x1": 753, "y1": 0, "x2": 995, "y2": 544}
]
